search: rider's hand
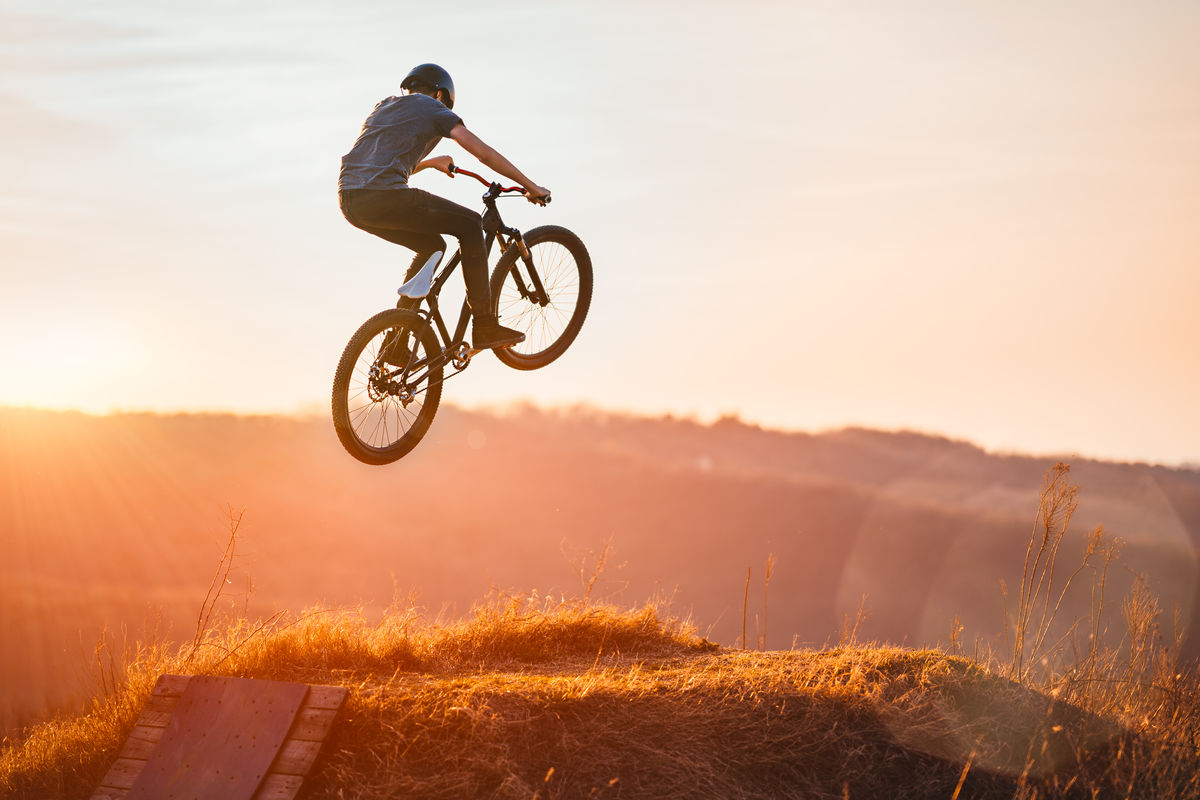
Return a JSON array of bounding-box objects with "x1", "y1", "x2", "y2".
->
[
  {"x1": 427, "y1": 155, "x2": 456, "y2": 176},
  {"x1": 524, "y1": 184, "x2": 551, "y2": 205}
]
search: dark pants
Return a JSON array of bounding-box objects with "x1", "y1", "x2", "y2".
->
[{"x1": 339, "y1": 187, "x2": 491, "y2": 315}]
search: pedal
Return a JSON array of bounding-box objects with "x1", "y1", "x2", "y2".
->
[{"x1": 452, "y1": 342, "x2": 477, "y2": 369}]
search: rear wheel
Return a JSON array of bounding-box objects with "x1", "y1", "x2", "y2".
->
[
  {"x1": 331, "y1": 309, "x2": 443, "y2": 464},
  {"x1": 489, "y1": 225, "x2": 593, "y2": 370}
]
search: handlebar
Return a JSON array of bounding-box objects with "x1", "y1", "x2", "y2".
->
[
  {"x1": 450, "y1": 165, "x2": 521, "y2": 192},
  {"x1": 449, "y1": 165, "x2": 551, "y2": 204}
]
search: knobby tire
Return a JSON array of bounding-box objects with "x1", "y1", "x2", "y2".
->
[
  {"x1": 331, "y1": 308, "x2": 443, "y2": 464},
  {"x1": 489, "y1": 225, "x2": 593, "y2": 371}
]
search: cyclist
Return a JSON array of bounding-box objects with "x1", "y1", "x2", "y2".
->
[{"x1": 338, "y1": 63, "x2": 551, "y2": 353}]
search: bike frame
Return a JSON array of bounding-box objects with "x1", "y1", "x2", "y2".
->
[{"x1": 384, "y1": 167, "x2": 550, "y2": 384}]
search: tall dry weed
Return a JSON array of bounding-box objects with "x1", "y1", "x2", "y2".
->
[
  {"x1": 996, "y1": 462, "x2": 1200, "y2": 795},
  {"x1": 1007, "y1": 463, "x2": 1120, "y2": 684}
]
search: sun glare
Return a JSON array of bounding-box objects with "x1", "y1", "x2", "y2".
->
[{"x1": 0, "y1": 310, "x2": 146, "y2": 412}]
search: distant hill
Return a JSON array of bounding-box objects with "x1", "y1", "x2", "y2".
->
[{"x1": 2, "y1": 405, "x2": 1198, "y2": 732}]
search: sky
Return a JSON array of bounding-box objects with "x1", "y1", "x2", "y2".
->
[{"x1": 1, "y1": 0, "x2": 1198, "y2": 465}]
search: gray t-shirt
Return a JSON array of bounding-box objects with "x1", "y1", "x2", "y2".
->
[{"x1": 338, "y1": 93, "x2": 463, "y2": 191}]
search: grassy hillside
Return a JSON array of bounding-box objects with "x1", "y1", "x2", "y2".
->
[
  {"x1": 2, "y1": 406, "x2": 1200, "y2": 733},
  {"x1": 3, "y1": 598, "x2": 1199, "y2": 800}
]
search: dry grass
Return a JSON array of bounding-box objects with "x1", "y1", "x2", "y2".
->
[
  {"x1": 3, "y1": 593, "x2": 1198, "y2": 800},
  {"x1": 0, "y1": 596, "x2": 713, "y2": 800},
  {"x1": 4, "y1": 466, "x2": 1200, "y2": 799}
]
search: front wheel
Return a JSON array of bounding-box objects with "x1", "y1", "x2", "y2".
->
[
  {"x1": 489, "y1": 225, "x2": 593, "y2": 370},
  {"x1": 331, "y1": 308, "x2": 443, "y2": 465}
]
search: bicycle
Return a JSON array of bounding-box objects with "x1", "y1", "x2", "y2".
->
[{"x1": 331, "y1": 166, "x2": 593, "y2": 464}]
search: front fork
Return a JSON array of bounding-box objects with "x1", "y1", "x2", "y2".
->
[{"x1": 504, "y1": 234, "x2": 550, "y2": 306}]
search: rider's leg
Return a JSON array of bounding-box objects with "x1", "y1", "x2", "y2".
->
[
  {"x1": 339, "y1": 188, "x2": 524, "y2": 349},
  {"x1": 378, "y1": 196, "x2": 524, "y2": 348},
  {"x1": 338, "y1": 222, "x2": 442, "y2": 364},
  {"x1": 359, "y1": 229, "x2": 442, "y2": 314},
  {"x1": 349, "y1": 224, "x2": 445, "y2": 298},
  {"x1": 341, "y1": 189, "x2": 444, "y2": 301},
  {"x1": 341, "y1": 189, "x2": 489, "y2": 312}
]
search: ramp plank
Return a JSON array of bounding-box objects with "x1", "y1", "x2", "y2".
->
[
  {"x1": 290, "y1": 707, "x2": 339, "y2": 741},
  {"x1": 270, "y1": 739, "x2": 323, "y2": 776},
  {"x1": 134, "y1": 694, "x2": 178, "y2": 727},
  {"x1": 98, "y1": 758, "x2": 147, "y2": 790},
  {"x1": 150, "y1": 673, "x2": 192, "y2": 697},
  {"x1": 125, "y1": 676, "x2": 308, "y2": 800},
  {"x1": 304, "y1": 684, "x2": 348, "y2": 709},
  {"x1": 91, "y1": 787, "x2": 128, "y2": 799},
  {"x1": 93, "y1": 676, "x2": 348, "y2": 800},
  {"x1": 118, "y1": 725, "x2": 165, "y2": 759},
  {"x1": 250, "y1": 774, "x2": 304, "y2": 800}
]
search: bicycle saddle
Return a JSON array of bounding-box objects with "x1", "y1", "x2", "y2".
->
[{"x1": 397, "y1": 250, "x2": 443, "y2": 299}]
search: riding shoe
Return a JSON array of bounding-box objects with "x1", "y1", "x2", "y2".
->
[
  {"x1": 380, "y1": 329, "x2": 412, "y2": 368},
  {"x1": 380, "y1": 297, "x2": 421, "y2": 368},
  {"x1": 472, "y1": 316, "x2": 525, "y2": 350}
]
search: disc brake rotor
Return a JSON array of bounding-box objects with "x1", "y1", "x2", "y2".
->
[{"x1": 367, "y1": 363, "x2": 416, "y2": 406}]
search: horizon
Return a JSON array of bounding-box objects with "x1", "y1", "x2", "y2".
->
[
  {"x1": 3, "y1": 1, "x2": 1198, "y2": 464},
  {"x1": 4, "y1": 400, "x2": 1197, "y2": 471}
]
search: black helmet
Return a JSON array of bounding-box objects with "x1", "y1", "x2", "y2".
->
[{"x1": 401, "y1": 63, "x2": 455, "y2": 109}]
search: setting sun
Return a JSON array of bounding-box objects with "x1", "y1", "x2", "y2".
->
[{"x1": 0, "y1": 310, "x2": 146, "y2": 411}]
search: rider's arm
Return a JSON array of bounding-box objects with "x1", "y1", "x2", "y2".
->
[
  {"x1": 448, "y1": 124, "x2": 550, "y2": 203},
  {"x1": 413, "y1": 155, "x2": 455, "y2": 176}
]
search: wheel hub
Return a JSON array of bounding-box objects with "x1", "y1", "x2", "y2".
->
[{"x1": 367, "y1": 364, "x2": 415, "y2": 405}]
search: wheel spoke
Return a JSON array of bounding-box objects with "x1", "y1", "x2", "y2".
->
[
  {"x1": 333, "y1": 312, "x2": 443, "y2": 461},
  {"x1": 496, "y1": 237, "x2": 585, "y2": 360}
]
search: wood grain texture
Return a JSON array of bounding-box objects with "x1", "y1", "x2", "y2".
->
[
  {"x1": 270, "y1": 739, "x2": 323, "y2": 776},
  {"x1": 304, "y1": 684, "x2": 348, "y2": 710},
  {"x1": 250, "y1": 774, "x2": 304, "y2": 800},
  {"x1": 290, "y1": 707, "x2": 339, "y2": 741},
  {"x1": 96, "y1": 758, "x2": 147, "y2": 791},
  {"x1": 151, "y1": 674, "x2": 192, "y2": 697},
  {"x1": 117, "y1": 726, "x2": 163, "y2": 761},
  {"x1": 134, "y1": 694, "x2": 178, "y2": 728},
  {"x1": 90, "y1": 786, "x2": 128, "y2": 800}
]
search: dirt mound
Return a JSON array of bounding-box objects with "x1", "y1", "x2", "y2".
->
[{"x1": 3, "y1": 602, "x2": 1194, "y2": 799}]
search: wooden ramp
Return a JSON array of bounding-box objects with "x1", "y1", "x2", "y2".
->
[{"x1": 92, "y1": 675, "x2": 348, "y2": 800}]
